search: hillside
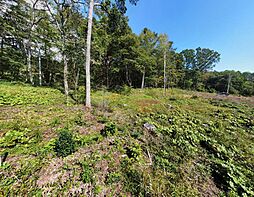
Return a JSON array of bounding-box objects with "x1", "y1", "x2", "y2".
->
[{"x1": 0, "y1": 82, "x2": 253, "y2": 196}]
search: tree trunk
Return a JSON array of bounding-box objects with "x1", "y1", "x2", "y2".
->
[
  {"x1": 75, "y1": 67, "x2": 80, "y2": 100},
  {"x1": 163, "y1": 51, "x2": 167, "y2": 96},
  {"x1": 85, "y1": 0, "x2": 94, "y2": 108},
  {"x1": 141, "y1": 68, "x2": 145, "y2": 89},
  {"x1": 63, "y1": 53, "x2": 69, "y2": 96},
  {"x1": 28, "y1": 46, "x2": 34, "y2": 85},
  {"x1": 38, "y1": 46, "x2": 42, "y2": 86},
  {"x1": 227, "y1": 74, "x2": 232, "y2": 94},
  {"x1": 1, "y1": 37, "x2": 3, "y2": 51}
]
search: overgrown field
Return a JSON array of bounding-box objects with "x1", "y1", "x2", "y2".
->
[{"x1": 0, "y1": 82, "x2": 253, "y2": 196}]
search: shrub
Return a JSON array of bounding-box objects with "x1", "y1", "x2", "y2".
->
[
  {"x1": 54, "y1": 128, "x2": 75, "y2": 157},
  {"x1": 125, "y1": 142, "x2": 142, "y2": 161},
  {"x1": 112, "y1": 85, "x2": 132, "y2": 95},
  {"x1": 100, "y1": 122, "x2": 118, "y2": 137}
]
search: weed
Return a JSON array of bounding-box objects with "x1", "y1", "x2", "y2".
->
[
  {"x1": 50, "y1": 117, "x2": 61, "y2": 127},
  {"x1": 80, "y1": 161, "x2": 94, "y2": 184},
  {"x1": 106, "y1": 172, "x2": 121, "y2": 185},
  {"x1": 73, "y1": 113, "x2": 86, "y2": 126}
]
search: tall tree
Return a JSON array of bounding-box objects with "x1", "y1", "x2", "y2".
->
[
  {"x1": 84, "y1": 0, "x2": 139, "y2": 108},
  {"x1": 138, "y1": 28, "x2": 157, "y2": 89},
  {"x1": 0, "y1": 0, "x2": 29, "y2": 80},
  {"x1": 181, "y1": 47, "x2": 220, "y2": 89},
  {"x1": 85, "y1": 0, "x2": 94, "y2": 108},
  {"x1": 45, "y1": 0, "x2": 81, "y2": 97},
  {"x1": 158, "y1": 33, "x2": 172, "y2": 95}
]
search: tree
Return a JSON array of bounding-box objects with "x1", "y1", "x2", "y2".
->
[
  {"x1": 0, "y1": 0, "x2": 29, "y2": 80},
  {"x1": 84, "y1": 0, "x2": 139, "y2": 108},
  {"x1": 45, "y1": 0, "x2": 82, "y2": 97},
  {"x1": 138, "y1": 28, "x2": 158, "y2": 89},
  {"x1": 181, "y1": 47, "x2": 220, "y2": 89},
  {"x1": 158, "y1": 33, "x2": 172, "y2": 95}
]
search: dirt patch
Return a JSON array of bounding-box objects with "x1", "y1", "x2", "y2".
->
[
  {"x1": 194, "y1": 92, "x2": 254, "y2": 107},
  {"x1": 197, "y1": 177, "x2": 220, "y2": 197},
  {"x1": 37, "y1": 157, "x2": 64, "y2": 187},
  {"x1": 136, "y1": 99, "x2": 161, "y2": 113},
  {"x1": 77, "y1": 123, "x2": 104, "y2": 135}
]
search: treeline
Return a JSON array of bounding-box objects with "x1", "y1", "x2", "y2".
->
[{"x1": 1, "y1": 0, "x2": 253, "y2": 96}]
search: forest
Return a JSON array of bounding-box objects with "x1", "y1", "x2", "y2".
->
[
  {"x1": 0, "y1": 0, "x2": 254, "y2": 196},
  {"x1": 1, "y1": 0, "x2": 254, "y2": 99}
]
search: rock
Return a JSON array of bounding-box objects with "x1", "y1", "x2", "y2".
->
[
  {"x1": 168, "y1": 119, "x2": 173, "y2": 124},
  {"x1": 202, "y1": 123, "x2": 209, "y2": 127},
  {"x1": 168, "y1": 104, "x2": 173, "y2": 109},
  {"x1": 144, "y1": 123, "x2": 156, "y2": 132}
]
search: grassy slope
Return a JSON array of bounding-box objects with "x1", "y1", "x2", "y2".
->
[{"x1": 0, "y1": 82, "x2": 253, "y2": 196}]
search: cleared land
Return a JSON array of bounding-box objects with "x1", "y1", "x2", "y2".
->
[{"x1": 0, "y1": 82, "x2": 253, "y2": 196}]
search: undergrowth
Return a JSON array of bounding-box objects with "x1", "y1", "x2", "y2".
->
[{"x1": 0, "y1": 82, "x2": 253, "y2": 196}]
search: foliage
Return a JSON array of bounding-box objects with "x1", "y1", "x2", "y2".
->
[
  {"x1": 106, "y1": 172, "x2": 121, "y2": 184},
  {"x1": 1, "y1": 0, "x2": 253, "y2": 97},
  {"x1": 74, "y1": 133, "x2": 103, "y2": 147},
  {"x1": 54, "y1": 128, "x2": 76, "y2": 157},
  {"x1": 0, "y1": 77, "x2": 253, "y2": 196},
  {"x1": 0, "y1": 129, "x2": 31, "y2": 148},
  {"x1": 80, "y1": 161, "x2": 94, "y2": 184},
  {"x1": 125, "y1": 142, "x2": 142, "y2": 161},
  {"x1": 123, "y1": 167, "x2": 143, "y2": 195},
  {"x1": 100, "y1": 122, "x2": 118, "y2": 137},
  {"x1": 0, "y1": 82, "x2": 65, "y2": 106}
]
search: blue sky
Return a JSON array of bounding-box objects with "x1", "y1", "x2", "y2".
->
[{"x1": 126, "y1": 0, "x2": 254, "y2": 72}]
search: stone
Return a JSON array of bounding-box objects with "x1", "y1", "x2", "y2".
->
[{"x1": 143, "y1": 123, "x2": 156, "y2": 132}]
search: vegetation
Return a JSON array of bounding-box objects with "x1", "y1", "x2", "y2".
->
[
  {"x1": 1, "y1": 1, "x2": 253, "y2": 98},
  {"x1": 0, "y1": 0, "x2": 253, "y2": 196},
  {"x1": 0, "y1": 82, "x2": 253, "y2": 196},
  {"x1": 54, "y1": 128, "x2": 76, "y2": 157}
]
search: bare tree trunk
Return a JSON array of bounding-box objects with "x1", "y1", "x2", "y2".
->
[
  {"x1": 141, "y1": 68, "x2": 145, "y2": 89},
  {"x1": 163, "y1": 51, "x2": 167, "y2": 96},
  {"x1": 28, "y1": 46, "x2": 34, "y2": 85},
  {"x1": 1, "y1": 37, "x2": 3, "y2": 51},
  {"x1": 74, "y1": 67, "x2": 80, "y2": 101},
  {"x1": 63, "y1": 53, "x2": 69, "y2": 96},
  {"x1": 38, "y1": 46, "x2": 42, "y2": 86},
  {"x1": 85, "y1": 0, "x2": 94, "y2": 108},
  {"x1": 227, "y1": 74, "x2": 232, "y2": 94}
]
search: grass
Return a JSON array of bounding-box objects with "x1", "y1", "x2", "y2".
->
[{"x1": 0, "y1": 82, "x2": 253, "y2": 196}]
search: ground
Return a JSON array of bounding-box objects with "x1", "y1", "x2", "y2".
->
[{"x1": 0, "y1": 82, "x2": 253, "y2": 196}]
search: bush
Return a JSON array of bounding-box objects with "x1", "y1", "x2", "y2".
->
[
  {"x1": 54, "y1": 128, "x2": 75, "y2": 157},
  {"x1": 100, "y1": 122, "x2": 118, "y2": 137},
  {"x1": 125, "y1": 142, "x2": 142, "y2": 161},
  {"x1": 112, "y1": 85, "x2": 132, "y2": 95}
]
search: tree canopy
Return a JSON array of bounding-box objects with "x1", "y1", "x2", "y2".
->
[{"x1": 0, "y1": 0, "x2": 253, "y2": 97}]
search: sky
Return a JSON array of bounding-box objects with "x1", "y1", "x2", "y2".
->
[{"x1": 126, "y1": 0, "x2": 254, "y2": 72}]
